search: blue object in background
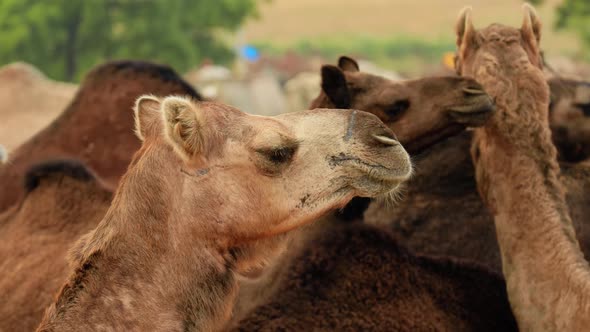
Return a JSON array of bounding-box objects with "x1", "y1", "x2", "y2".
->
[{"x1": 239, "y1": 45, "x2": 260, "y2": 62}]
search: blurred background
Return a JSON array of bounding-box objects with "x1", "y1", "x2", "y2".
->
[{"x1": 0, "y1": 0, "x2": 588, "y2": 141}]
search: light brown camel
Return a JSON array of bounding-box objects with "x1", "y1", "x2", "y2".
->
[
  {"x1": 0, "y1": 60, "x2": 202, "y2": 212},
  {"x1": 0, "y1": 62, "x2": 77, "y2": 151},
  {"x1": 0, "y1": 58, "x2": 496, "y2": 331},
  {"x1": 226, "y1": 58, "x2": 497, "y2": 324},
  {"x1": 456, "y1": 4, "x2": 590, "y2": 330},
  {"x1": 36, "y1": 96, "x2": 412, "y2": 331}
]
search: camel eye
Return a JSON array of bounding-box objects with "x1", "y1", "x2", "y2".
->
[
  {"x1": 385, "y1": 100, "x2": 409, "y2": 120},
  {"x1": 268, "y1": 147, "x2": 295, "y2": 164},
  {"x1": 258, "y1": 146, "x2": 296, "y2": 165}
]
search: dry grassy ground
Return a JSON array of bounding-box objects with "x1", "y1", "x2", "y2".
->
[{"x1": 243, "y1": 0, "x2": 579, "y2": 57}]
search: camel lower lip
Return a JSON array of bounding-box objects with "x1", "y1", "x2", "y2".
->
[
  {"x1": 329, "y1": 154, "x2": 411, "y2": 183},
  {"x1": 448, "y1": 106, "x2": 494, "y2": 126}
]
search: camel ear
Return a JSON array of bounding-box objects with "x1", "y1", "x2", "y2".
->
[
  {"x1": 338, "y1": 56, "x2": 360, "y2": 72},
  {"x1": 161, "y1": 96, "x2": 205, "y2": 160},
  {"x1": 521, "y1": 3, "x2": 542, "y2": 48},
  {"x1": 134, "y1": 95, "x2": 162, "y2": 141},
  {"x1": 321, "y1": 65, "x2": 351, "y2": 108},
  {"x1": 455, "y1": 7, "x2": 477, "y2": 58}
]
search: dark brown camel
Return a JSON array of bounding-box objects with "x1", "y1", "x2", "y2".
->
[
  {"x1": 365, "y1": 130, "x2": 590, "y2": 273},
  {"x1": 310, "y1": 56, "x2": 494, "y2": 154},
  {"x1": 233, "y1": 218, "x2": 517, "y2": 331},
  {"x1": 311, "y1": 55, "x2": 495, "y2": 220},
  {"x1": 0, "y1": 60, "x2": 202, "y2": 212}
]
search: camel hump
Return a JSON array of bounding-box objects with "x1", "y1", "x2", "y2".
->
[
  {"x1": 0, "y1": 62, "x2": 46, "y2": 83},
  {"x1": 24, "y1": 159, "x2": 96, "y2": 193},
  {"x1": 85, "y1": 60, "x2": 203, "y2": 100}
]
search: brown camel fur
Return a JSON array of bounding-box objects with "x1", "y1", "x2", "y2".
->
[
  {"x1": 233, "y1": 219, "x2": 517, "y2": 331},
  {"x1": 456, "y1": 5, "x2": 590, "y2": 330},
  {"x1": 548, "y1": 77, "x2": 590, "y2": 162},
  {"x1": 37, "y1": 96, "x2": 412, "y2": 331},
  {"x1": 364, "y1": 130, "x2": 590, "y2": 272},
  {"x1": 0, "y1": 62, "x2": 77, "y2": 151},
  {"x1": 0, "y1": 60, "x2": 201, "y2": 213},
  {"x1": 0, "y1": 160, "x2": 112, "y2": 332},
  {"x1": 227, "y1": 58, "x2": 497, "y2": 324},
  {"x1": 1, "y1": 59, "x2": 497, "y2": 330},
  {"x1": 310, "y1": 56, "x2": 495, "y2": 154}
]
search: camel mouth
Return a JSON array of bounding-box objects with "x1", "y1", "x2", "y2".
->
[
  {"x1": 329, "y1": 148, "x2": 412, "y2": 195},
  {"x1": 447, "y1": 95, "x2": 495, "y2": 127}
]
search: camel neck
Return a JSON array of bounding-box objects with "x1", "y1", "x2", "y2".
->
[
  {"x1": 37, "y1": 144, "x2": 239, "y2": 332},
  {"x1": 472, "y1": 65, "x2": 590, "y2": 329}
]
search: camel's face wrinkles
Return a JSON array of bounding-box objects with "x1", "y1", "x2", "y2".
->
[{"x1": 133, "y1": 96, "x2": 412, "y2": 241}]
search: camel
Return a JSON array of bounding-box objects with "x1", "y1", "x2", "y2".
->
[
  {"x1": 0, "y1": 160, "x2": 112, "y2": 332},
  {"x1": 310, "y1": 56, "x2": 494, "y2": 154},
  {"x1": 0, "y1": 60, "x2": 201, "y2": 212},
  {"x1": 225, "y1": 58, "x2": 498, "y2": 324},
  {"x1": 0, "y1": 57, "x2": 498, "y2": 330},
  {"x1": 36, "y1": 95, "x2": 412, "y2": 331},
  {"x1": 231, "y1": 54, "x2": 590, "y2": 330},
  {"x1": 234, "y1": 218, "x2": 517, "y2": 331},
  {"x1": 0, "y1": 62, "x2": 77, "y2": 151},
  {"x1": 455, "y1": 4, "x2": 590, "y2": 330}
]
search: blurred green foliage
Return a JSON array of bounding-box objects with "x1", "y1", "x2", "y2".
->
[
  {"x1": 529, "y1": 0, "x2": 590, "y2": 57},
  {"x1": 0, "y1": 0, "x2": 259, "y2": 81},
  {"x1": 555, "y1": 0, "x2": 590, "y2": 57},
  {"x1": 255, "y1": 37, "x2": 455, "y2": 74}
]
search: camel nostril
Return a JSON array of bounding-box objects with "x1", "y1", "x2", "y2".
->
[
  {"x1": 463, "y1": 87, "x2": 486, "y2": 96},
  {"x1": 373, "y1": 134, "x2": 399, "y2": 146}
]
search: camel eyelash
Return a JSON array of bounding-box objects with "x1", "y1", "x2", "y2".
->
[{"x1": 256, "y1": 146, "x2": 297, "y2": 164}]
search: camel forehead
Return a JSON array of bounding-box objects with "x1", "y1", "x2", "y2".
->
[
  {"x1": 241, "y1": 115, "x2": 296, "y2": 145},
  {"x1": 479, "y1": 24, "x2": 521, "y2": 42},
  {"x1": 346, "y1": 71, "x2": 391, "y2": 90}
]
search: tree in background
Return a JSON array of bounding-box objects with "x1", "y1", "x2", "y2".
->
[
  {"x1": 0, "y1": 0, "x2": 259, "y2": 81},
  {"x1": 554, "y1": 0, "x2": 590, "y2": 57},
  {"x1": 522, "y1": 0, "x2": 590, "y2": 58}
]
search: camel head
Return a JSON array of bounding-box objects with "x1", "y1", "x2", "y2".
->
[
  {"x1": 455, "y1": 4, "x2": 544, "y2": 85},
  {"x1": 310, "y1": 56, "x2": 495, "y2": 153},
  {"x1": 133, "y1": 95, "x2": 412, "y2": 241}
]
